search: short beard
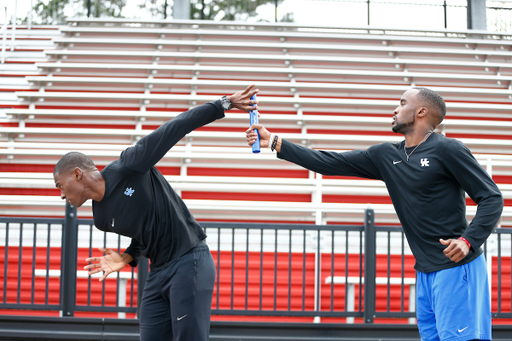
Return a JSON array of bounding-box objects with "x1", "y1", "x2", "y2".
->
[{"x1": 392, "y1": 115, "x2": 415, "y2": 134}]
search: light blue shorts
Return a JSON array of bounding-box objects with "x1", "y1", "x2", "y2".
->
[{"x1": 416, "y1": 253, "x2": 492, "y2": 341}]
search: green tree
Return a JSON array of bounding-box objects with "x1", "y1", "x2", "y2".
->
[
  {"x1": 33, "y1": 0, "x2": 72, "y2": 25},
  {"x1": 30, "y1": 0, "x2": 292, "y2": 24},
  {"x1": 33, "y1": 0, "x2": 127, "y2": 24},
  {"x1": 138, "y1": 0, "x2": 168, "y2": 18},
  {"x1": 190, "y1": 0, "x2": 294, "y2": 22}
]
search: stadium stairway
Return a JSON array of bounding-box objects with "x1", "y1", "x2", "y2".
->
[{"x1": 0, "y1": 26, "x2": 60, "y2": 104}]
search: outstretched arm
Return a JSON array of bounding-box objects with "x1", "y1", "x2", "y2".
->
[
  {"x1": 247, "y1": 123, "x2": 382, "y2": 179},
  {"x1": 123, "y1": 85, "x2": 259, "y2": 173}
]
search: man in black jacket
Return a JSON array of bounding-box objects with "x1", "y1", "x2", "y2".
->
[
  {"x1": 247, "y1": 87, "x2": 502, "y2": 341},
  {"x1": 53, "y1": 85, "x2": 259, "y2": 341}
]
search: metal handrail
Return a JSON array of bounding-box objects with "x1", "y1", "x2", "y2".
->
[
  {"x1": 10, "y1": 0, "x2": 16, "y2": 52},
  {"x1": 1, "y1": 6, "x2": 7, "y2": 64},
  {"x1": 64, "y1": 18, "x2": 512, "y2": 40}
]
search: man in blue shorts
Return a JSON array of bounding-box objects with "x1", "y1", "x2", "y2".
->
[
  {"x1": 246, "y1": 87, "x2": 503, "y2": 341},
  {"x1": 53, "y1": 85, "x2": 259, "y2": 341}
]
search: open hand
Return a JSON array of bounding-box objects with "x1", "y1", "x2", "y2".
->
[
  {"x1": 84, "y1": 247, "x2": 128, "y2": 281},
  {"x1": 228, "y1": 84, "x2": 259, "y2": 112},
  {"x1": 440, "y1": 239, "x2": 469, "y2": 263}
]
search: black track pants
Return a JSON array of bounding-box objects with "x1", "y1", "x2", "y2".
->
[{"x1": 139, "y1": 241, "x2": 216, "y2": 341}]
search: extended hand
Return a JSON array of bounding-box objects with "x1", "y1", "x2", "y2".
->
[
  {"x1": 440, "y1": 239, "x2": 469, "y2": 263},
  {"x1": 228, "y1": 84, "x2": 259, "y2": 112},
  {"x1": 246, "y1": 123, "x2": 271, "y2": 148},
  {"x1": 84, "y1": 247, "x2": 128, "y2": 281}
]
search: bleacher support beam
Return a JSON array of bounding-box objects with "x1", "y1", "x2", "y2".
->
[
  {"x1": 467, "y1": 0, "x2": 487, "y2": 30},
  {"x1": 173, "y1": 0, "x2": 191, "y2": 20},
  {"x1": 61, "y1": 203, "x2": 78, "y2": 317}
]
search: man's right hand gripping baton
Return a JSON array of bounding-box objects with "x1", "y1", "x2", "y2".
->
[{"x1": 250, "y1": 94, "x2": 260, "y2": 153}]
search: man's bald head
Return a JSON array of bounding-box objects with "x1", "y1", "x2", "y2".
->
[{"x1": 53, "y1": 151, "x2": 96, "y2": 176}]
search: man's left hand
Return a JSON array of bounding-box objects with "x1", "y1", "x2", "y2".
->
[
  {"x1": 440, "y1": 238, "x2": 469, "y2": 263},
  {"x1": 84, "y1": 247, "x2": 129, "y2": 281},
  {"x1": 228, "y1": 84, "x2": 259, "y2": 112}
]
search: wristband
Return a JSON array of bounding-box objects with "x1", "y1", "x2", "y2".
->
[
  {"x1": 271, "y1": 135, "x2": 279, "y2": 152},
  {"x1": 458, "y1": 236, "x2": 471, "y2": 249}
]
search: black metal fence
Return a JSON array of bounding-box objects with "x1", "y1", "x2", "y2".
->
[
  {"x1": 0, "y1": 204, "x2": 148, "y2": 318},
  {"x1": 1, "y1": 205, "x2": 511, "y2": 322}
]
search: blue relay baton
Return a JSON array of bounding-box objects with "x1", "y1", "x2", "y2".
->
[{"x1": 249, "y1": 94, "x2": 260, "y2": 153}]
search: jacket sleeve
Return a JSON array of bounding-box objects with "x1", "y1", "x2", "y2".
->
[
  {"x1": 119, "y1": 100, "x2": 225, "y2": 173},
  {"x1": 277, "y1": 139, "x2": 383, "y2": 180},
  {"x1": 442, "y1": 139, "x2": 503, "y2": 250},
  {"x1": 123, "y1": 239, "x2": 142, "y2": 267}
]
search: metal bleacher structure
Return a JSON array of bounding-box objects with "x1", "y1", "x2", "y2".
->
[
  {"x1": 1, "y1": 19, "x2": 512, "y2": 227},
  {"x1": 1, "y1": 18, "x2": 512, "y2": 340}
]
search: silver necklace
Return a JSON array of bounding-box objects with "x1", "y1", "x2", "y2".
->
[{"x1": 404, "y1": 131, "x2": 433, "y2": 162}]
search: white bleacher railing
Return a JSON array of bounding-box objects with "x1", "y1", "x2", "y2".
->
[
  {"x1": 12, "y1": 91, "x2": 512, "y2": 115},
  {"x1": 18, "y1": 77, "x2": 512, "y2": 105},
  {"x1": 34, "y1": 269, "x2": 136, "y2": 319},
  {"x1": 3, "y1": 127, "x2": 512, "y2": 156},
  {"x1": 40, "y1": 50, "x2": 512, "y2": 76},
  {"x1": 31, "y1": 63, "x2": 512, "y2": 92},
  {"x1": 1, "y1": 171, "x2": 511, "y2": 199},
  {"x1": 64, "y1": 18, "x2": 512, "y2": 40},
  {"x1": 5, "y1": 108, "x2": 512, "y2": 136},
  {"x1": 50, "y1": 37, "x2": 512, "y2": 60},
  {"x1": 57, "y1": 25, "x2": 512, "y2": 48},
  {"x1": 1, "y1": 6, "x2": 7, "y2": 64},
  {"x1": 324, "y1": 276, "x2": 416, "y2": 324},
  {"x1": 1, "y1": 194, "x2": 511, "y2": 226}
]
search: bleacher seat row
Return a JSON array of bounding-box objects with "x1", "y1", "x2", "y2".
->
[{"x1": 1, "y1": 19, "x2": 512, "y2": 227}]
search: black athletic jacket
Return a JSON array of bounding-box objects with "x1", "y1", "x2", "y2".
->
[
  {"x1": 92, "y1": 100, "x2": 225, "y2": 270},
  {"x1": 278, "y1": 133, "x2": 503, "y2": 273}
]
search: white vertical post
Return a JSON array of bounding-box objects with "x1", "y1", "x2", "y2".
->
[
  {"x1": 28, "y1": 0, "x2": 33, "y2": 30},
  {"x1": 173, "y1": 0, "x2": 191, "y2": 19},
  {"x1": 10, "y1": 0, "x2": 16, "y2": 52},
  {"x1": 180, "y1": 138, "x2": 192, "y2": 178},
  {"x1": 485, "y1": 157, "x2": 494, "y2": 299},
  {"x1": 313, "y1": 187, "x2": 324, "y2": 324},
  {"x1": 408, "y1": 284, "x2": 416, "y2": 324},
  {"x1": 313, "y1": 229, "x2": 321, "y2": 323},
  {"x1": 467, "y1": 0, "x2": 487, "y2": 30},
  {"x1": 486, "y1": 236, "x2": 496, "y2": 300},
  {"x1": 1, "y1": 6, "x2": 7, "y2": 64},
  {"x1": 346, "y1": 283, "x2": 355, "y2": 324},
  {"x1": 486, "y1": 157, "x2": 493, "y2": 178},
  {"x1": 118, "y1": 278, "x2": 127, "y2": 318}
]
